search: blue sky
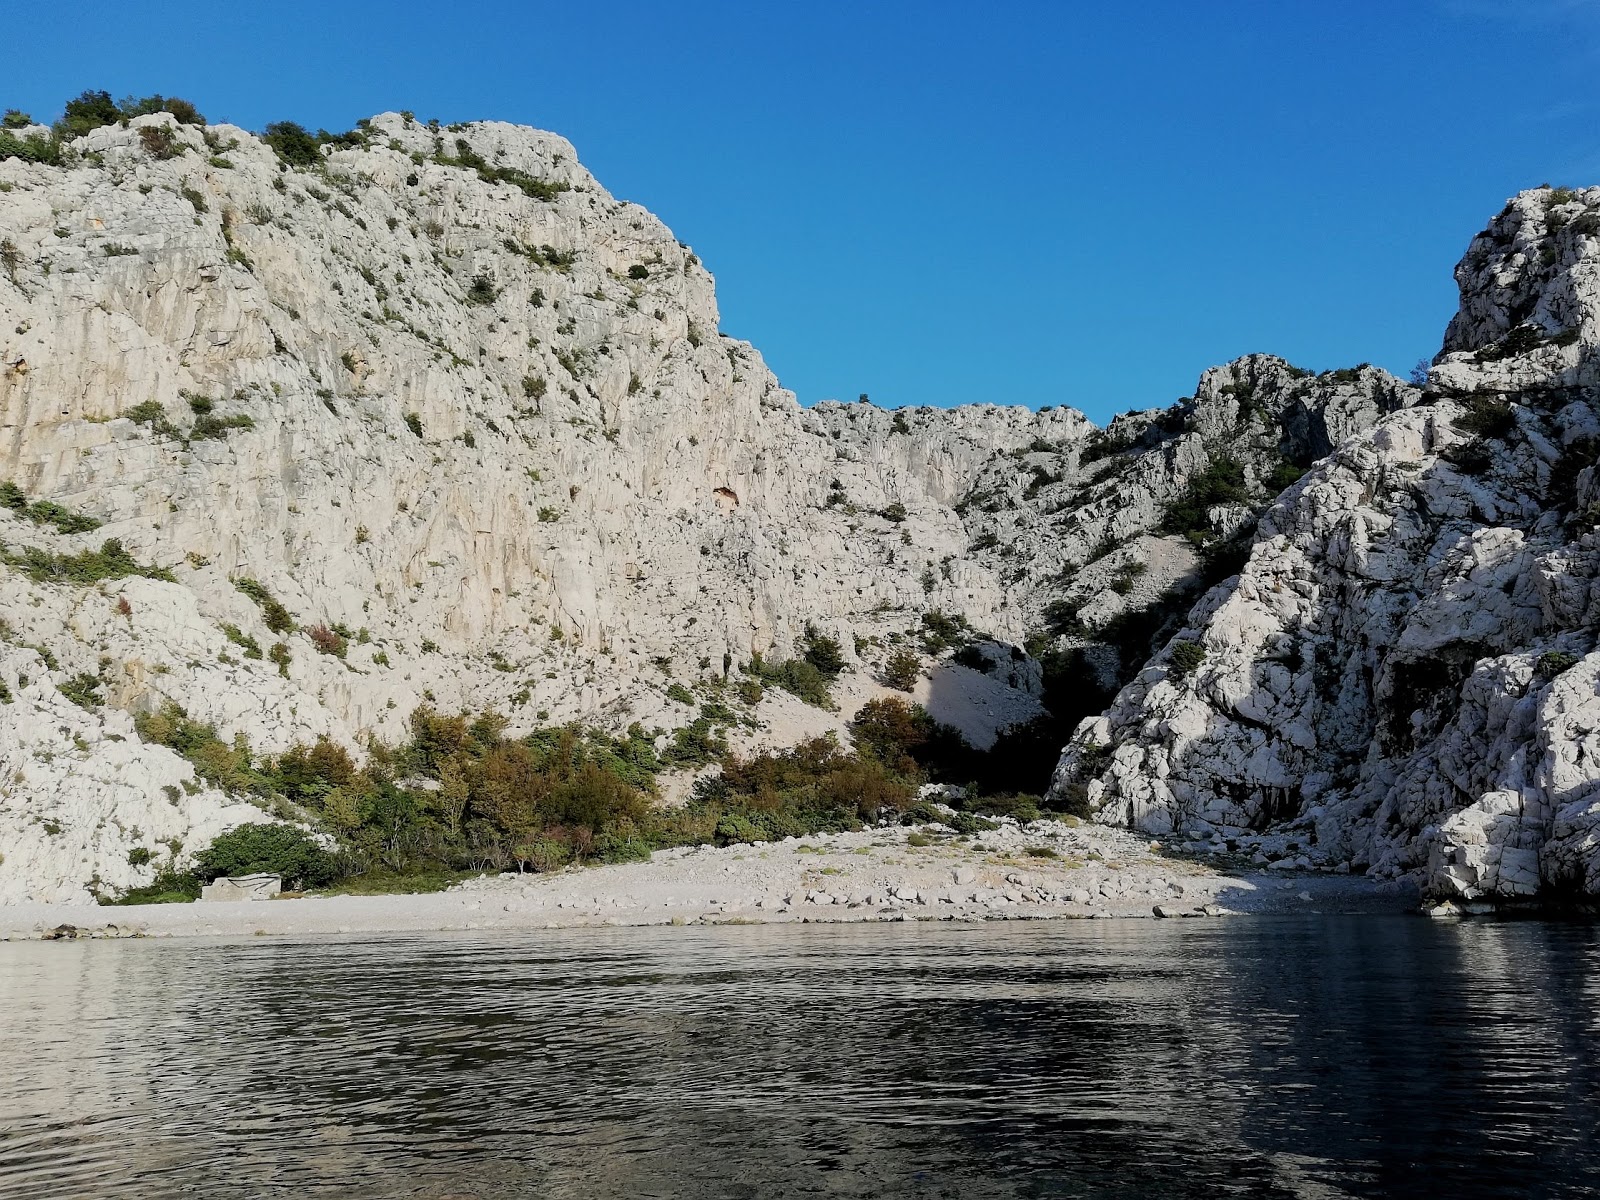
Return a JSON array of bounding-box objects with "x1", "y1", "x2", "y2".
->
[{"x1": 6, "y1": 1, "x2": 1598, "y2": 422}]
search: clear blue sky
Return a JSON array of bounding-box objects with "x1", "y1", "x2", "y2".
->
[{"x1": 7, "y1": 1, "x2": 1597, "y2": 422}]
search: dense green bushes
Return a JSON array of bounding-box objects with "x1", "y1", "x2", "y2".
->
[
  {"x1": 0, "y1": 90, "x2": 205, "y2": 163},
  {"x1": 0, "y1": 129, "x2": 59, "y2": 164},
  {"x1": 136, "y1": 702, "x2": 269, "y2": 795},
  {"x1": 745, "y1": 653, "x2": 834, "y2": 708},
  {"x1": 3, "y1": 538, "x2": 173, "y2": 585},
  {"x1": 0, "y1": 481, "x2": 101, "y2": 533},
  {"x1": 1161, "y1": 455, "x2": 1249, "y2": 537},
  {"x1": 120, "y1": 685, "x2": 1081, "y2": 902},
  {"x1": 263, "y1": 121, "x2": 321, "y2": 167},
  {"x1": 192, "y1": 823, "x2": 340, "y2": 890}
]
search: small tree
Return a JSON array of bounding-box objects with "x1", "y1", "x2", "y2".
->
[
  {"x1": 2, "y1": 110, "x2": 32, "y2": 129},
  {"x1": 883, "y1": 649, "x2": 920, "y2": 691},
  {"x1": 803, "y1": 625, "x2": 846, "y2": 678},
  {"x1": 262, "y1": 120, "x2": 320, "y2": 167},
  {"x1": 59, "y1": 89, "x2": 120, "y2": 138},
  {"x1": 1168, "y1": 640, "x2": 1207, "y2": 676}
]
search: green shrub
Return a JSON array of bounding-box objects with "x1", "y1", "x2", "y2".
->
[
  {"x1": 135, "y1": 702, "x2": 266, "y2": 795},
  {"x1": 108, "y1": 869, "x2": 201, "y2": 905},
  {"x1": 137, "y1": 124, "x2": 182, "y2": 159},
  {"x1": 404, "y1": 412, "x2": 424, "y2": 438},
  {"x1": 193, "y1": 823, "x2": 341, "y2": 890},
  {"x1": 59, "y1": 89, "x2": 121, "y2": 137},
  {"x1": 802, "y1": 625, "x2": 846, "y2": 678},
  {"x1": 1109, "y1": 561, "x2": 1148, "y2": 596},
  {"x1": 120, "y1": 94, "x2": 205, "y2": 125},
  {"x1": 850, "y1": 697, "x2": 935, "y2": 767},
  {"x1": 189, "y1": 412, "x2": 254, "y2": 440},
  {"x1": 662, "y1": 717, "x2": 728, "y2": 767},
  {"x1": 1266, "y1": 460, "x2": 1307, "y2": 492},
  {"x1": 59, "y1": 673, "x2": 103, "y2": 708},
  {"x1": 263, "y1": 121, "x2": 320, "y2": 167},
  {"x1": 665, "y1": 682, "x2": 694, "y2": 705},
  {"x1": 4, "y1": 538, "x2": 173, "y2": 585},
  {"x1": 2, "y1": 110, "x2": 32, "y2": 129},
  {"x1": 1454, "y1": 396, "x2": 1517, "y2": 440},
  {"x1": 0, "y1": 129, "x2": 60, "y2": 164},
  {"x1": 1475, "y1": 325, "x2": 1545, "y2": 363},
  {"x1": 465, "y1": 274, "x2": 498, "y2": 306},
  {"x1": 1536, "y1": 650, "x2": 1580, "y2": 681},
  {"x1": 127, "y1": 846, "x2": 153, "y2": 867},
  {"x1": 234, "y1": 578, "x2": 294, "y2": 633},
  {"x1": 919, "y1": 610, "x2": 971, "y2": 653},
  {"x1": 126, "y1": 400, "x2": 178, "y2": 436},
  {"x1": 0, "y1": 481, "x2": 101, "y2": 533},
  {"x1": 883, "y1": 648, "x2": 920, "y2": 691},
  {"x1": 435, "y1": 137, "x2": 570, "y2": 201},
  {"x1": 1161, "y1": 456, "x2": 1249, "y2": 536},
  {"x1": 628, "y1": 264, "x2": 650, "y2": 280},
  {"x1": 746, "y1": 653, "x2": 833, "y2": 709},
  {"x1": 1168, "y1": 640, "x2": 1207, "y2": 676},
  {"x1": 221, "y1": 623, "x2": 263, "y2": 659}
]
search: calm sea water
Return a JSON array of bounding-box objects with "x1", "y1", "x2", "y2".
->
[{"x1": 1, "y1": 917, "x2": 1598, "y2": 1199}]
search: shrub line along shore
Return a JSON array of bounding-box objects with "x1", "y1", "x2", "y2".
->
[{"x1": 0, "y1": 821, "x2": 1417, "y2": 942}]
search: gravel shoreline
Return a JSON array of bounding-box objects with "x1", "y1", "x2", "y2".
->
[{"x1": 0, "y1": 820, "x2": 1419, "y2": 942}]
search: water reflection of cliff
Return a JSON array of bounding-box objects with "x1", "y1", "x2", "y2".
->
[{"x1": 2, "y1": 920, "x2": 1598, "y2": 1198}]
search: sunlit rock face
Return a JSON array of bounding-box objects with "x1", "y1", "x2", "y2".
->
[
  {"x1": 1051, "y1": 185, "x2": 1600, "y2": 904},
  {"x1": 0, "y1": 112, "x2": 1409, "y2": 901}
]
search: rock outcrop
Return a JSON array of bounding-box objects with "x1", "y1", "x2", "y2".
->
[
  {"x1": 0, "y1": 110, "x2": 1411, "y2": 902},
  {"x1": 1052, "y1": 185, "x2": 1600, "y2": 905}
]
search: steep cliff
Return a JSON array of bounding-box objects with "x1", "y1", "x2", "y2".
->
[
  {"x1": 1052, "y1": 185, "x2": 1600, "y2": 905},
  {"x1": 0, "y1": 110, "x2": 1404, "y2": 901}
]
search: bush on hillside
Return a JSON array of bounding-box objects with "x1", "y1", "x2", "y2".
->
[
  {"x1": 263, "y1": 120, "x2": 320, "y2": 167},
  {"x1": 192, "y1": 823, "x2": 341, "y2": 890}
]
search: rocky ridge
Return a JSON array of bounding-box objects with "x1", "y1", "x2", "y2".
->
[
  {"x1": 0, "y1": 110, "x2": 1406, "y2": 902},
  {"x1": 1051, "y1": 185, "x2": 1600, "y2": 906}
]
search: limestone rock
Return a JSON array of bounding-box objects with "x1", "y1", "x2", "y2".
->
[
  {"x1": 1051, "y1": 185, "x2": 1600, "y2": 905},
  {"x1": 0, "y1": 112, "x2": 1407, "y2": 900}
]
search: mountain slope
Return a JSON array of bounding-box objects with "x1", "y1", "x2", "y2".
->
[
  {"x1": 1050, "y1": 185, "x2": 1600, "y2": 904},
  {"x1": 0, "y1": 109, "x2": 1404, "y2": 901}
]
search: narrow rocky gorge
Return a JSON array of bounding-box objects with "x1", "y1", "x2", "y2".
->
[
  {"x1": 1, "y1": 107, "x2": 1593, "y2": 910},
  {"x1": 1053, "y1": 186, "x2": 1600, "y2": 908}
]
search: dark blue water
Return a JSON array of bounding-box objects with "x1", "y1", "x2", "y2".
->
[{"x1": 1, "y1": 917, "x2": 1597, "y2": 1198}]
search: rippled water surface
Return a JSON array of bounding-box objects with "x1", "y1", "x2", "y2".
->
[{"x1": 3, "y1": 917, "x2": 1600, "y2": 1198}]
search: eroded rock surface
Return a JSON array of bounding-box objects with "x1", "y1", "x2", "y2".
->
[
  {"x1": 0, "y1": 111, "x2": 1412, "y2": 901},
  {"x1": 1051, "y1": 185, "x2": 1600, "y2": 904}
]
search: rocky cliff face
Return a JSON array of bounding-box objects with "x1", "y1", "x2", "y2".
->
[
  {"x1": 0, "y1": 111, "x2": 1410, "y2": 902},
  {"x1": 1052, "y1": 186, "x2": 1600, "y2": 906}
]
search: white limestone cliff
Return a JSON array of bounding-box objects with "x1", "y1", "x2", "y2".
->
[
  {"x1": 1051, "y1": 185, "x2": 1600, "y2": 905},
  {"x1": 0, "y1": 111, "x2": 1411, "y2": 901}
]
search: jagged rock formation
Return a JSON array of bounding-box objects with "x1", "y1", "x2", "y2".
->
[
  {"x1": 0, "y1": 110, "x2": 1402, "y2": 902},
  {"x1": 1052, "y1": 185, "x2": 1600, "y2": 905}
]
